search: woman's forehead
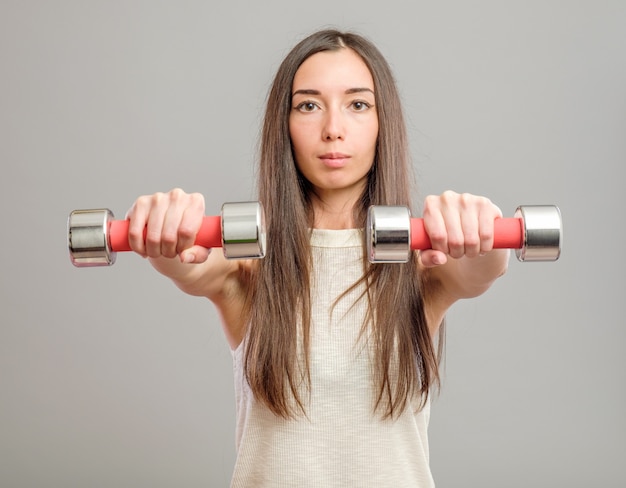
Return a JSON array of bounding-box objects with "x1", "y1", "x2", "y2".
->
[{"x1": 292, "y1": 49, "x2": 374, "y2": 93}]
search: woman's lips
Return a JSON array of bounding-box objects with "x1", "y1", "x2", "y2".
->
[{"x1": 319, "y1": 153, "x2": 350, "y2": 168}]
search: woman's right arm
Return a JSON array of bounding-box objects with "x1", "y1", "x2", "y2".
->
[{"x1": 125, "y1": 188, "x2": 241, "y2": 299}]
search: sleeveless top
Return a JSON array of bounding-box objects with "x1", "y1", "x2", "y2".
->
[{"x1": 230, "y1": 229, "x2": 435, "y2": 487}]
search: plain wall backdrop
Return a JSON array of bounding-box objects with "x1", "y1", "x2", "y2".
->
[{"x1": 1, "y1": 1, "x2": 624, "y2": 487}]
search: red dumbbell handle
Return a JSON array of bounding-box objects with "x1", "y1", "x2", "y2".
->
[
  {"x1": 109, "y1": 216, "x2": 524, "y2": 252},
  {"x1": 410, "y1": 218, "x2": 524, "y2": 250},
  {"x1": 108, "y1": 216, "x2": 223, "y2": 252}
]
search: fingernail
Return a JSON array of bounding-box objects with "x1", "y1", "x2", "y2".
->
[{"x1": 182, "y1": 253, "x2": 195, "y2": 263}]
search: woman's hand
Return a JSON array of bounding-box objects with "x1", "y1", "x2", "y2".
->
[
  {"x1": 125, "y1": 189, "x2": 250, "y2": 346},
  {"x1": 125, "y1": 188, "x2": 210, "y2": 264},
  {"x1": 419, "y1": 190, "x2": 503, "y2": 268}
]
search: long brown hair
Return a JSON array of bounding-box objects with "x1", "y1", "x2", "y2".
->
[{"x1": 245, "y1": 29, "x2": 443, "y2": 419}]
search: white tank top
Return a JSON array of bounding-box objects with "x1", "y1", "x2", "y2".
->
[{"x1": 231, "y1": 229, "x2": 435, "y2": 487}]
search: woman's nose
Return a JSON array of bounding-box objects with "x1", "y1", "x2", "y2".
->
[{"x1": 322, "y1": 108, "x2": 344, "y2": 141}]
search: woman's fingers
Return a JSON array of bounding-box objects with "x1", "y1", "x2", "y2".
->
[
  {"x1": 422, "y1": 191, "x2": 502, "y2": 264},
  {"x1": 145, "y1": 193, "x2": 170, "y2": 258},
  {"x1": 176, "y1": 192, "x2": 205, "y2": 256},
  {"x1": 125, "y1": 189, "x2": 205, "y2": 261}
]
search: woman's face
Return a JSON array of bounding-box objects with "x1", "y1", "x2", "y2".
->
[{"x1": 289, "y1": 48, "x2": 378, "y2": 201}]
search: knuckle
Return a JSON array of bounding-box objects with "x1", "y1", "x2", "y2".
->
[
  {"x1": 479, "y1": 226, "x2": 494, "y2": 241},
  {"x1": 459, "y1": 192, "x2": 474, "y2": 207},
  {"x1": 151, "y1": 192, "x2": 167, "y2": 207},
  {"x1": 178, "y1": 223, "x2": 196, "y2": 241},
  {"x1": 464, "y1": 235, "x2": 480, "y2": 248},
  {"x1": 423, "y1": 194, "x2": 439, "y2": 211},
  {"x1": 440, "y1": 190, "x2": 458, "y2": 203},
  {"x1": 189, "y1": 192, "x2": 205, "y2": 210},
  {"x1": 128, "y1": 232, "x2": 144, "y2": 252},
  {"x1": 128, "y1": 226, "x2": 143, "y2": 242},
  {"x1": 134, "y1": 195, "x2": 151, "y2": 212},
  {"x1": 427, "y1": 228, "x2": 447, "y2": 246},
  {"x1": 162, "y1": 246, "x2": 177, "y2": 259},
  {"x1": 161, "y1": 230, "x2": 178, "y2": 247},
  {"x1": 169, "y1": 188, "x2": 186, "y2": 201},
  {"x1": 424, "y1": 194, "x2": 437, "y2": 205},
  {"x1": 145, "y1": 230, "x2": 162, "y2": 248},
  {"x1": 447, "y1": 235, "x2": 464, "y2": 250},
  {"x1": 478, "y1": 196, "x2": 492, "y2": 210}
]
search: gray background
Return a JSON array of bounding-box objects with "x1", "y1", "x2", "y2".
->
[{"x1": 1, "y1": 1, "x2": 624, "y2": 487}]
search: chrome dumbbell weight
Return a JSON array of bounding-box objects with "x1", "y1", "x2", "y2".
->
[
  {"x1": 68, "y1": 201, "x2": 266, "y2": 267},
  {"x1": 366, "y1": 205, "x2": 562, "y2": 263}
]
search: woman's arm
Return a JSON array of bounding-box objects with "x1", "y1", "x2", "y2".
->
[
  {"x1": 125, "y1": 189, "x2": 251, "y2": 347},
  {"x1": 125, "y1": 189, "x2": 231, "y2": 294},
  {"x1": 419, "y1": 191, "x2": 510, "y2": 325}
]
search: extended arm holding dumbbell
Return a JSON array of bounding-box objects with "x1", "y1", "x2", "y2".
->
[
  {"x1": 367, "y1": 205, "x2": 562, "y2": 263},
  {"x1": 68, "y1": 201, "x2": 266, "y2": 267}
]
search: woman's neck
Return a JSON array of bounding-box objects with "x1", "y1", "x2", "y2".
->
[{"x1": 310, "y1": 189, "x2": 360, "y2": 229}]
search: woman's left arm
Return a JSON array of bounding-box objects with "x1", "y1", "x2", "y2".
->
[{"x1": 419, "y1": 190, "x2": 510, "y2": 307}]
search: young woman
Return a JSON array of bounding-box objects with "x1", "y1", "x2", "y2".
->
[{"x1": 126, "y1": 29, "x2": 509, "y2": 487}]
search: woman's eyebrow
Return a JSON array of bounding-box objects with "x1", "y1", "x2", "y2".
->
[
  {"x1": 345, "y1": 87, "x2": 375, "y2": 95},
  {"x1": 292, "y1": 87, "x2": 374, "y2": 97},
  {"x1": 292, "y1": 89, "x2": 321, "y2": 97}
]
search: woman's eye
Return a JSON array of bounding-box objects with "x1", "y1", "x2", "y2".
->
[
  {"x1": 352, "y1": 101, "x2": 371, "y2": 111},
  {"x1": 296, "y1": 102, "x2": 318, "y2": 112}
]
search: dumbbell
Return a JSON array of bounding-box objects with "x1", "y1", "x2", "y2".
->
[
  {"x1": 68, "y1": 201, "x2": 266, "y2": 267},
  {"x1": 366, "y1": 205, "x2": 562, "y2": 263}
]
